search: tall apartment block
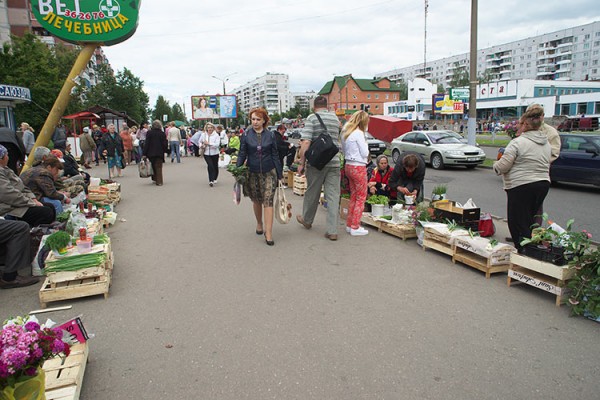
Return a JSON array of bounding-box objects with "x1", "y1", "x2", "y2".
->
[
  {"x1": 376, "y1": 21, "x2": 600, "y2": 87},
  {"x1": 232, "y1": 73, "x2": 293, "y2": 116}
]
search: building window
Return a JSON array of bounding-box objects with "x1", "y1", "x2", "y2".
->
[
  {"x1": 393, "y1": 94, "x2": 398, "y2": 99},
  {"x1": 385, "y1": 94, "x2": 389, "y2": 99},
  {"x1": 375, "y1": 94, "x2": 379, "y2": 99},
  {"x1": 578, "y1": 103, "x2": 587, "y2": 114},
  {"x1": 352, "y1": 95, "x2": 357, "y2": 99},
  {"x1": 367, "y1": 94, "x2": 371, "y2": 99},
  {"x1": 375, "y1": 105, "x2": 379, "y2": 109}
]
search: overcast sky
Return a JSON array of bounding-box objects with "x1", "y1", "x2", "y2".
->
[{"x1": 103, "y1": 0, "x2": 600, "y2": 118}]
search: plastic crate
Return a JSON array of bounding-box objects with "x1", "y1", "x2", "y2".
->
[{"x1": 522, "y1": 244, "x2": 566, "y2": 266}]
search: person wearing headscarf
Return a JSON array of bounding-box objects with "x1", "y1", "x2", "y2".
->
[{"x1": 368, "y1": 155, "x2": 397, "y2": 202}]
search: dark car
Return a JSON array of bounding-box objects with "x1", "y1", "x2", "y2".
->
[
  {"x1": 551, "y1": 134, "x2": 600, "y2": 186},
  {"x1": 365, "y1": 132, "x2": 387, "y2": 156}
]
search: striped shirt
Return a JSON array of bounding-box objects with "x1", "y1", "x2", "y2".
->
[{"x1": 301, "y1": 110, "x2": 341, "y2": 168}]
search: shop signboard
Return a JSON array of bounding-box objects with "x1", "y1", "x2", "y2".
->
[
  {"x1": 0, "y1": 84, "x2": 31, "y2": 103},
  {"x1": 30, "y1": 0, "x2": 141, "y2": 46},
  {"x1": 191, "y1": 95, "x2": 238, "y2": 120},
  {"x1": 449, "y1": 88, "x2": 469, "y2": 101}
]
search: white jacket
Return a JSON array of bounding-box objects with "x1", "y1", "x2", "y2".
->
[{"x1": 342, "y1": 129, "x2": 369, "y2": 166}]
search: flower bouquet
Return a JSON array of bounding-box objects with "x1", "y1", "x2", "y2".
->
[{"x1": 1, "y1": 315, "x2": 71, "y2": 399}]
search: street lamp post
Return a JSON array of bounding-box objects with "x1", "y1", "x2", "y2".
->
[{"x1": 212, "y1": 72, "x2": 237, "y2": 95}]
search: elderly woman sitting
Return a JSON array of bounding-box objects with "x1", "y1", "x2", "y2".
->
[
  {"x1": 20, "y1": 156, "x2": 71, "y2": 214},
  {"x1": 367, "y1": 155, "x2": 397, "y2": 203}
]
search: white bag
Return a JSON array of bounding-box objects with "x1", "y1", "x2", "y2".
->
[
  {"x1": 139, "y1": 157, "x2": 153, "y2": 178},
  {"x1": 274, "y1": 181, "x2": 291, "y2": 224}
]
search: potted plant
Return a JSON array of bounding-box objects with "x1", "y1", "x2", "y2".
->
[
  {"x1": 565, "y1": 229, "x2": 599, "y2": 320},
  {"x1": 366, "y1": 195, "x2": 389, "y2": 217},
  {"x1": 45, "y1": 231, "x2": 72, "y2": 256},
  {"x1": 431, "y1": 185, "x2": 447, "y2": 201},
  {"x1": 1, "y1": 315, "x2": 70, "y2": 398}
]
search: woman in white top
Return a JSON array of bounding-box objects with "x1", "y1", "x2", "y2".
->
[
  {"x1": 201, "y1": 123, "x2": 221, "y2": 186},
  {"x1": 341, "y1": 110, "x2": 370, "y2": 236}
]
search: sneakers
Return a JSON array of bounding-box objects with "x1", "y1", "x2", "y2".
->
[
  {"x1": 209, "y1": 181, "x2": 214, "y2": 187},
  {"x1": 350, "y1": 227, "x2": 369, "y2": 236},
  {"x1": 0, "y1": 275, "x2": 40, "y2": 289},
  {"x1": 345, "y1": 226, "x2": 351, "y2": 233},
  {"x1": 296, "y1": 215, "x2": 312, "y2": 229},
  {"x1": 213, "y1": 179, "x2": 217, "y2": 184}
]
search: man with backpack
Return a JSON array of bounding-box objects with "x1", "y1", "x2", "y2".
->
[{"x1": 296, "y1": 96, "x2": 342, "y2": 241}]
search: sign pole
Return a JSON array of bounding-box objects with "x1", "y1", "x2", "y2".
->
[{"x1": 23, "y1": 43, "x2": 96, "y2": 171}]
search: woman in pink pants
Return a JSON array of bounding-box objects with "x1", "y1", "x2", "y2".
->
[{"x1": 341, "y1": 111, "x2": 370, "y2": 236}]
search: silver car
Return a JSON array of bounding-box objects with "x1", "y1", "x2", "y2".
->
[{"x1": 390, "y1": 130, "x2": 486, "y2": 169}]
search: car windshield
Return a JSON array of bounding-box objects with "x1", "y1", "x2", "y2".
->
[
  {"x1": 590, "y1": 137, "x2": 600, "y2": 148},
  {"x1": 427, "y1": 131, "x2": 462, "y2": 144},
  {"x1": 365, "y1": 132, "x2": 375, "y2": 140}
]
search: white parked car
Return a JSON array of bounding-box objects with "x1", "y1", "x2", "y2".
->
[{"x1": 390, "y1": 130, "x2": 486, "y2": 169}]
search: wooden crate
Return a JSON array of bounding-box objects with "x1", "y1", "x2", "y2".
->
[
  {"x1": 45, "y1": 244, "x2": 112, "y2": 284},
  {"x1": 452, "y1": 248, "x2": 510, "y2": 278},
  {"x1": 39, "y1": 270, "x2": 111, "y2": 308},
  {"x1": 286, "y1": 170, "x2": 295, "y2": 187},
  {"x1": 379, "y1": 221, "x2": 417, "y2": 240},
  {"x1": 360, "y1": 213, "x2": 381, "y2": 230},
  {"x1": 422, "y1": 229, "x2": 454, "y2": 256},
  {"x1": 508, "y1": 253, "x2": 574, "y2": 306},
  {"x1": 293, "y1": 175, "x2": 307, "y2": 196},
  {"x1": 44, "y1": 342, "x2": 89, "y2": 400}
]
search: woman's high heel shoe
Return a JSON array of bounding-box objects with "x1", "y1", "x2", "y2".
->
[{"x1": 264, "y1": 233, "x2": 274, "y2": 246}]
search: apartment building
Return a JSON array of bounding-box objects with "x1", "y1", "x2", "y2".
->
[
  {"x1": 376, "y1": 21, "x2": 600, "y2": 88},
  {"x1": 232, "y1": 73, "x2": 293, "y2": 116},
  {"x1": 291, "y1": 91, "x2": 317, "y2": 112}
]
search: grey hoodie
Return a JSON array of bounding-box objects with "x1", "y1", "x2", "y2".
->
[{"x1": 493, "y1": 130, "x2": 551, "y2": 190}]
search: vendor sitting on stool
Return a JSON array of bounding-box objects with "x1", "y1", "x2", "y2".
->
[
  {"x1": 368, "y1": 155, "x2": 397, "y2": 203},
  {"x1": 389, "y1": 152, "x2": 425, "y2": 203}
]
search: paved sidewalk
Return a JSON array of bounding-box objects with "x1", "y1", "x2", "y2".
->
[{"x1": 2, "y1": 157, "x2": 598, "y2": 400}]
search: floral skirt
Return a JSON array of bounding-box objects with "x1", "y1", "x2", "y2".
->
[
  {"x1": 107, "y1": 151, "x2": 123, "y2": 169},
  {"x1": 246, "y1": 169, "x2": 277, "y2": 207}
]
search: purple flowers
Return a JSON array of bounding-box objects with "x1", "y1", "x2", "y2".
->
[{"x1": 1, "y1": 316, "x2": 70, "y2": 389}]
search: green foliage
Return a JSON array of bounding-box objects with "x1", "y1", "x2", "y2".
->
[
  {"x1": 366, "y1": 195, "x2": 389, "y2": 205},
  {"x1": 226, "y1": 164, "x2": 249, "y2": 184},
  {"x1": 151, "y1": 95, "x2": 171, "y2": 123},
  {"x1": 0, "y1": 34, "x2": 73, "y2": 130},
  {"x1": 45, "y1": 231, "x2": 72, "y2": 251},
  {"x1": 432, "y1": 185, "x2": 447, "y2": 195},
  {"x1": 564, "y1": 229, "x2": 599, "y2": 319},
  {"x1": 171, "y1": 103, "x2": 186, "y2": 122},
  {"x1": 449, "y1": 63, "x2": 469, "y2": 88},
  {"x1": 478, "y1": 69, "x2": 494, "y2": 84}
]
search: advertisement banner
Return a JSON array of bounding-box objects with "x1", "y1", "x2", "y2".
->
[
  {"x1": 31, "y1": 0, "x2": 141, "y2": 46},
  {"x1": 191, "y1": 95, "x2": 237, "y2": 120},
  {"x1": 432, "y1": 94, "x2": 464, "y2": 115}
]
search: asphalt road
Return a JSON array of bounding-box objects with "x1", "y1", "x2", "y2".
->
[
  {"x1": 2, "y1": 157, "x2": 599, "y2": 399},
  {"x1": 422, "y1": 164, "x2": 600, "y2": 238}
]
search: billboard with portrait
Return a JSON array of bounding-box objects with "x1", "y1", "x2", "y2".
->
[{"x1": 191, "y1": 95, "x2": 237, "y2": 120}]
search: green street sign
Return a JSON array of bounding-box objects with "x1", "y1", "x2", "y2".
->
[
  {"x1": 31, "y1": 0, "x2": 141, "y2": 46},
  {"x1": 449, "y1": 88, "x2": 470, "y2": 101}
]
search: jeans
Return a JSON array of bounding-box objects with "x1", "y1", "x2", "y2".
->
[
  {"x1": 42, "y1": 197, "x2": 63, "y2": 214},
  {"x1": 170, "y1": 141, "x2": 180, "y2": 163},
  {"x1": 302, "y1": 164, "x2": 341, "y2": 235}
]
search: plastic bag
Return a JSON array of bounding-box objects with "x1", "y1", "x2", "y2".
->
[
  {"x1": 0, "y1": 368, "x2": 46, "y2": 400},
  {"x1": 66, "y1": 212, "x2": 88, "y2": 236},
  {"x1": 233, "y1": 182, "x2": 241, "y2": 205},
  {"x1": 274, "y1": 182, "x2": 291, "y2": 224},
  {"x1": 138, "y1": 157, "x2": 153, "y2": 178},
  {"x1": 478, "y1": 213, "x2": 495, "y2": 237}
]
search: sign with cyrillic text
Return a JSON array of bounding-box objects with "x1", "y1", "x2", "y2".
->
[{"x1": 31, "y1": 0, "x2": 141, "y2": 46}]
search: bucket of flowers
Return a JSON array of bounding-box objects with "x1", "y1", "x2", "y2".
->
[{"x1": 1, "y1": 315, "x2": 71, "y2": 399}]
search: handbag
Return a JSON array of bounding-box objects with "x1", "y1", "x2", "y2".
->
[
  {"x1": 138, "y1": 157, "x2": 153, "y2": 178},
  {"x1": 478, "y1": 212, "x2": 495, "y2": 237},
  {"x1": 305, "y1": 113, "x2": 339, "y2": 170},
  {"x1": 274, "y1": 181, "x2": 292, "y2": 224}
]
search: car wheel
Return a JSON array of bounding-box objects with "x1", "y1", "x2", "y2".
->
[
  {"x1": 431, "y1": 152, "x2": 444, "y2": 170},
  {"x1": 392, "y1": 149, "x2": 401, "y2": 165},
  {"x1": 466, "y1": 165, "x2": 477, "y2": 169}
]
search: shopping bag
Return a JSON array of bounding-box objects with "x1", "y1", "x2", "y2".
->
[
  {"x1": 233, "y1": 182, "x2": 241, "y2": 205},
  {"x1": 478, "y1": 213, "x2": 495, "y2": 237},
  {"x1": 274, "y1": 181, "x2": 292, "y2": 224},
  {"x1": 138, "y1": 157, "x2": 153, "y2": 178}
]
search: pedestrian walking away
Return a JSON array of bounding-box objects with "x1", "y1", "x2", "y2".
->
[
  {"x1": 296, "y1": 95, "x2": 342, "y2": 241},
  {"x1": 167, "y1": 121, "x2": 182, "y2": 163},
  {"x1": 143, "y1": 120, "x2": 169, "y2": 186},
  {"x1": 236, "y1": 108, "x2": 283, "y2": 246}
]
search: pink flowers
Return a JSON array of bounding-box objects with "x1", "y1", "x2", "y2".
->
[{"x1": 1, "y1": 317, "x2": 70, "y2": 389}]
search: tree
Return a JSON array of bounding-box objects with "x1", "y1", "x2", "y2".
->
[
  {"x1": 478, "y1": 69, "x2": 494, "y2": 84},
  {"x1": 152, "y1": 95, "x2": 171, "y2": 123},
  {"x1": 449, "y1": 62, "x2": 469, "y2": 88},
  {"x1": 111, "y1": 68, "x2": 149, "y2": 125},
  {"x1": 0, "y1": 33, "x2": 76, "y2": 130},
  {"x1": 437, "y1": 83, "x2": 446, "y2": 94},
  {"x1": 171, "y1": 103, "x2": 186, "y2": 122}
]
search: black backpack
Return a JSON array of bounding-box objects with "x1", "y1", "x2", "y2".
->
[{"x1": 305, "y1": 113, "x2": 339, "y2": 170}]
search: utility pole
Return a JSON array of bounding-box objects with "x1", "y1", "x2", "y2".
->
[
  {"x1": 468, "y1": 0, "x2": 478, "y2": 145},
  {"x1": 423, "y1": 0, "x2": 428, "y2": 79}
]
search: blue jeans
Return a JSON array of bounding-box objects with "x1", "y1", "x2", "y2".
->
[
  {"x1": 170, "y1": 141, "x2": 180, "y2": 163},
  {"x1": 42, "y1": 197, "x2": 63, "y2": 214}
]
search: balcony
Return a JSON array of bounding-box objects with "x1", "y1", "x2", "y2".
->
[
  {"x1": 556, "y1": 41, "x2": 573, "y2": 48},
  {"x1": 536, "y1": 70, "x2": 554, "y2": 77}
]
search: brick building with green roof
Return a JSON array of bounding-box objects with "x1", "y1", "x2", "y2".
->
[{"x1": 318, "y1": 74, "x2": 404, "y2": 116}]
